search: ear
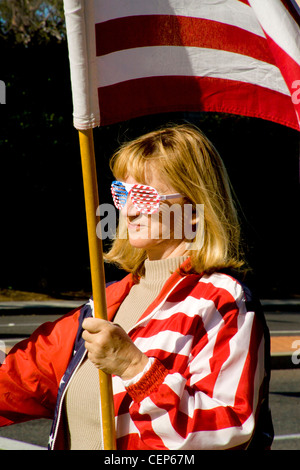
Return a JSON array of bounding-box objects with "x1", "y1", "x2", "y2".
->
[
  {"x1": 182, "y1": 204, "x2": 202, "y2": 240},
  {"x1": 191, "y1": 204, "x2": 204, "y2": 225},
  {"x1": 185, "y1": 204, "x2": 205, "y2": 251}
]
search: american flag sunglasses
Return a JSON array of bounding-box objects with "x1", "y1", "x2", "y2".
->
[{"x1": 111, "y1": 181, "x2": 183, "y2": 214}]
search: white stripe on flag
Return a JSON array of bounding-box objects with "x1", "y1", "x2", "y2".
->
[
  {"x1": 97, "y1": 46, "x2": 290, "y2": 95},
  {"x1": 248, "y1": 0, "x2": 300, "y2": 65}
]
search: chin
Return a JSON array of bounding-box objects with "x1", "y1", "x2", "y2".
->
[{"x1": 128, "y1": 237, "x2": 153, "y2": 250}]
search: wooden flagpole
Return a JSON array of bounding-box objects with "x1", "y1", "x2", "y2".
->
[{"x1": 78, "y1": 128, "x2": 116, "y2": 450}]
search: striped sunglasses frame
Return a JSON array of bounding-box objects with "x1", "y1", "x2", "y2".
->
[{"x1": 111, "y1": 181, "x2": 182, "y2": 214}]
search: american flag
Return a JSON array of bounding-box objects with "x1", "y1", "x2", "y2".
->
[{"x1": 64, "y1": 0, "x2": 300, "y2": 130}]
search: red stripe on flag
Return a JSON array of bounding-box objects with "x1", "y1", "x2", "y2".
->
[
  {"x1": 95, "y1": 15, "x2": 275, "y2": 65},
  {"x1": 98, "y1": 75, "x2": 299, "y2": 129}
]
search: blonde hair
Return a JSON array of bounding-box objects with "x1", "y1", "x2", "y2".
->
[{"x1": 104, "y1": 124, "x2": 246, "y2": 279}]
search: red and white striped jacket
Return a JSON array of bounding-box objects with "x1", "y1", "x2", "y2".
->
[{"x1": 0, "y1": 261, "x2": 273, "y2": 449}]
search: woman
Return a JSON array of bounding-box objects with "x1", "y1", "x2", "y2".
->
[{"x1": 0, "y1": 124, "x2": 273, "y2": 450}]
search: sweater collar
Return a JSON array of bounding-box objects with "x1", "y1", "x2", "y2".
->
[{"x1": 106, "y1": 257, "x2": 193, "y2": 322}]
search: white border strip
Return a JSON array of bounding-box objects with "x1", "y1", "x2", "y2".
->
[{"x1": 0, "y1": 437, "x2": 46, "y2": 450}]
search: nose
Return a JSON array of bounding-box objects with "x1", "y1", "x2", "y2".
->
[{"x1": 120, "y1": 194, "x2": 140, "y2": 217}]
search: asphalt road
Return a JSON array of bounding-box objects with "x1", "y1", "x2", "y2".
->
[
  {"x1": 0, "y1": 301, "x2": 299, "y2": 450},
  {"x1": 270, "y1": 368, "x2": 300, "y2": 450}
]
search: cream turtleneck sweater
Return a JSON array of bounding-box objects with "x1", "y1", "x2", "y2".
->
[
  {"x1": 113, "y1": 256, "x2": 187, "y2": 332},
  {"x1": 64, "y1": 256, "x2": 187, "y2": 450}
]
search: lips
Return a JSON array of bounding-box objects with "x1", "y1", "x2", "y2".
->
[{"x1": 127, "y1": 222, "x2": 143, "y2": 231}]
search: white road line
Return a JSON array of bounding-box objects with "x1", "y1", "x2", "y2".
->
[
  {"x1": 1, "y1": 337, "x2": 26, "y2": 345},
  {"x1": 0, "y1": 323, "x2": 43, "y2": 328},
  {"x1": 270, "y1": 330, "x2": 300, "y2": 335},
  {"x1": 0, "y1": 436, "x2": 46, "y2": 450},
  {"x1": 274, "y1": 433, "x2": 300, "y2": 441},
  {"x1": 0, "y1": 301, "x2": 83, "y2": 308},
  {"x1": 261, "y1": 300, "x2": 300, "y2": 306}
]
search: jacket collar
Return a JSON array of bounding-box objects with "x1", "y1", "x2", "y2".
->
[{"x1": 106, "y1": 274, "x2": 135, "y2": 321}]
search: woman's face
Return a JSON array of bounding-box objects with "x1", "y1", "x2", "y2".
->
[{"x1": 120, "y1": 174, "x2": 189, "y2": 260}]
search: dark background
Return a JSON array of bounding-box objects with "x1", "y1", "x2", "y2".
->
[{"x1": 0, "y1": 38, "x2": 299, "y2": 299}]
